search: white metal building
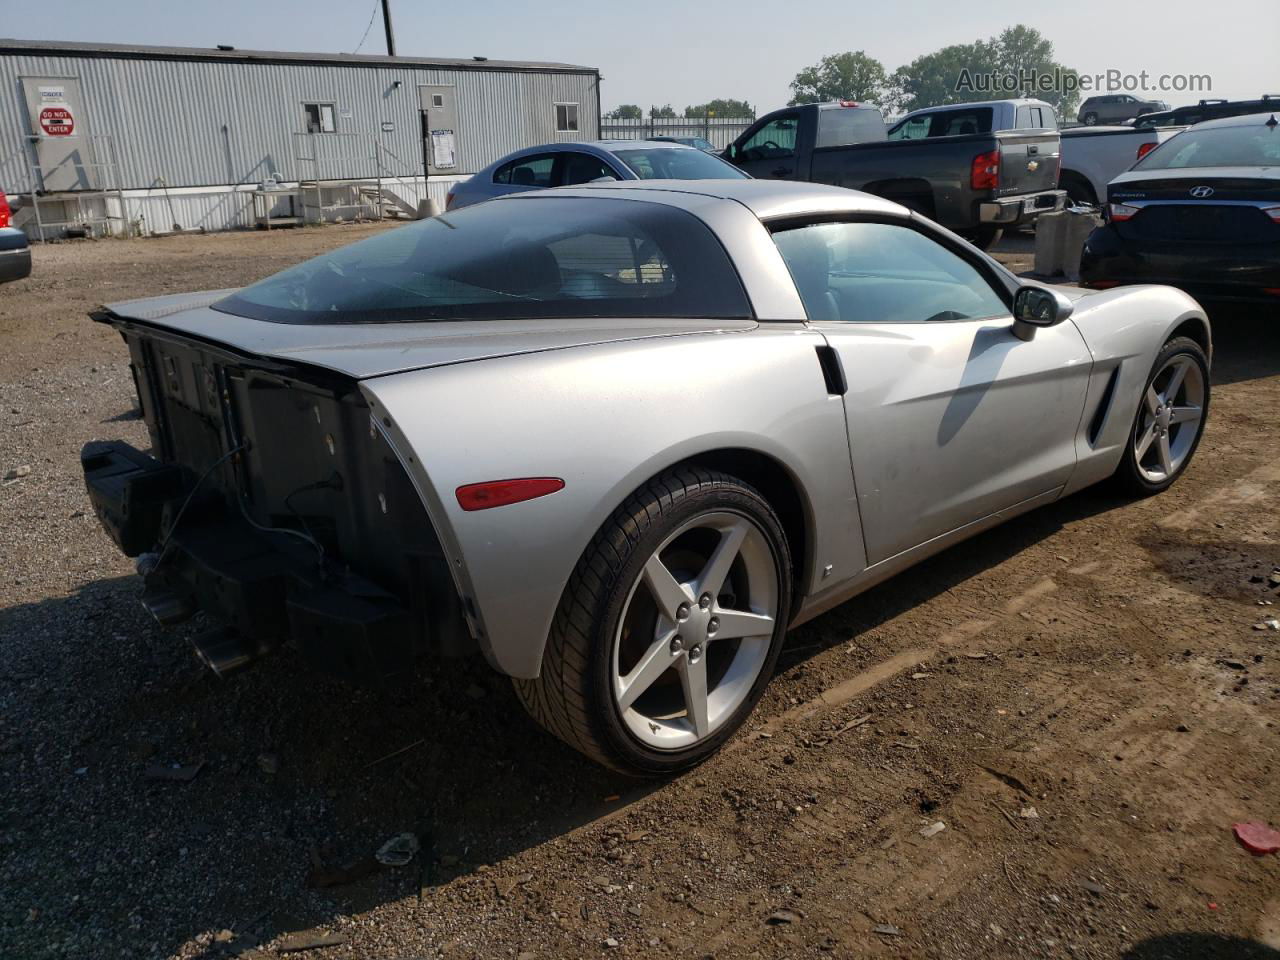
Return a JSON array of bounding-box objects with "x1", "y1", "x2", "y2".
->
[{"x1": 0, "y1": 38, "x2": 601, "y2": 238}]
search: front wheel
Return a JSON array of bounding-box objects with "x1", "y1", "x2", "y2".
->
[
  {"x1": 1112, "y1": 336, "x2": 1210, "y2": 496},
  {"x1": 1083, "y1": 112, "x2": 1099, "y2": 125},
  {"x1": 514, "y1": 467, "x2": 792, "y2": 775}
]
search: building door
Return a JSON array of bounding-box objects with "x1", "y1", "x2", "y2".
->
[
  {"x1": 20, "y1": 76, "x2": 97, "y2": 192},
  {"x1": 418, "y1": 85, "x2": 460, "y2": 177}
]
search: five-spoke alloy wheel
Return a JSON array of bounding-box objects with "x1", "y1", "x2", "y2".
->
[
  {"x1": 1115, "y1": 336, "x2": 1210, "y2": 495},
  {"x1": 613, "y1": 511, "x2": 779, "y2": 750},
  {"x1": 515, "y1": 468, "x2": 791, "y2": 775}
]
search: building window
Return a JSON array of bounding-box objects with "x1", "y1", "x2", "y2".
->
[
  {"x1": 432, "y1": 94, "x2": 444, "y2": 108},
  {"x1": 555, "y1": 103, "x2": 579, "y2": 133},
  {"x1": 303, "y1": 102, "x2": 336, "y2": 134}
]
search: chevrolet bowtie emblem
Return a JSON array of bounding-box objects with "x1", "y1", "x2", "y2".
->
[{"x1": 1027, "y1": 159, "x2": 1039, "y2": 172}]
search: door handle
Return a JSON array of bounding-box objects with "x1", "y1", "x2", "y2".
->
[
  {"x1": 772, "y1": 167, "x2": 792, "y2": 177},
  {"x1": 1028, "y1": 145, "x2": 1039, "y2": 154}
]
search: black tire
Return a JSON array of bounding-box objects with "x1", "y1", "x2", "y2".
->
[
  {"x1": 1083, "y1": 112, "x2": 1099, "y2": 125},
  {"x1": 1059, "y1": 172, "x2": 1098, "y2": 208},
  {"x1": 963, "y1": 225, "x2": 1004, "y2": 250},
  {"x1": 1111, "y1": 336, "x2": 1210, "y2": 496},
  {"x1": 513, "y1": 466, "x2": 792, "y2": 776}
]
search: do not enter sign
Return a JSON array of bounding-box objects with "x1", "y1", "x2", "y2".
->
[{"x1": 39, "y1": 106, "x2": 75, "y2": 137}]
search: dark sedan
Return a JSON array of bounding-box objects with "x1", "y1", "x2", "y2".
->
[{"x1": 1080, "y1": 113, "x2": 1280, "y2": 304}]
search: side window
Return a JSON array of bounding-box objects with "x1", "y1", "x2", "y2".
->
[
  {"x1": 737, "y1": 115, "x2": 799, "y2": 160},
  {"x1": 560, "y1": 152, "x2": 619, "y2": 185},
  {"x1": 493, "y1": 154, "x2": 558, "y2": 187},
  {"x1": 888, "y1": 116, "x2": 930, "y2": 140},
  {"x1": 1019, "y1": 106, "x2": 1045, "y2": 128},
  {"x1": 924, "y1": 108, "x2": 991, "y2": 136},
  {"x1": 555, "y1": 103, "x2": 580, "y2": 133},
  {"x1": 303, "y1": 102, "x2": 336, "y2": 134},
  {"x1": 772, "y1": 221, "x2": 1010, "y2": 324}
]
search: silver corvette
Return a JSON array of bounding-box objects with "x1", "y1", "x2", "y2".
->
[{"x1": 83, "y1": 180, "x2": 1211, "y2": 775}]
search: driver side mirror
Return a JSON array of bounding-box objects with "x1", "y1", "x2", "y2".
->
[{"x1": 1012, "y1": 284, "x2": 1074, "y2": 341}]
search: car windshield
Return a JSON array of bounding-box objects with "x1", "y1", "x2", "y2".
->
[
  {"x1": 1136, "y1": 123, "x2": 1280, "y2": 169},
  {"x1": 611, "y1": 147, "x2": 747, "y2": 179},
  {"x1": 214, "y1": 197, "x2": 751, "y2": 324}
]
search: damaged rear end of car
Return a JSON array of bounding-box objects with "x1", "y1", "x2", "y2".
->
[{"x1": 82, "y1": 311, "x2": 472, "y2": 685}]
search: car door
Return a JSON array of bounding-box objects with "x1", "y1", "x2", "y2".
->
[
  {"x1": 771, "y1": 218, "x2": 1093, "y2": 565},
  {"x1": 727, "y1": 112, "x2": 803, "y2": 179}
]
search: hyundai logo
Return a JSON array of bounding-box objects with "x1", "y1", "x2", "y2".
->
[{"x1": 1189, "y1": 185, "x2": 1215, "y2": 198}]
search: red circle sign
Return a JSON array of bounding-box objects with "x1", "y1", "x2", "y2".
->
[{"x1": 39, "y1": 106, "x2": 74, "y2": 137}]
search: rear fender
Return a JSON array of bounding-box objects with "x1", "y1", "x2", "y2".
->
[{"x1": 361, "y1": 327, "x2": 862, "y2": 679}]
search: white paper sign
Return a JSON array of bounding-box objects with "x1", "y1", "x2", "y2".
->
[{"x1": 430, "y1": 129, "x2": 457, "y2": 169}]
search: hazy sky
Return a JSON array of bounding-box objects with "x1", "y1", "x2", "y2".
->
[{"x1": 3, "y1": 0, "x2": 1275, "y2": 113}]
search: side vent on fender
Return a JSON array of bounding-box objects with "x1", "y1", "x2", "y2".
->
[
  {"x1": 815, "y1": 345, "x2": 847, "y2": 396},
  {"x1": 1087, "y1": 366, "x2": 1121, "y2": 447}
]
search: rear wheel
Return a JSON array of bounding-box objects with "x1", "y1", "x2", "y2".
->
[
  {"x1": 1059, "y1": 172, "x2": 1098, "y2": 208},
  {"x1": 1112, "y1": 337, "x2": 1210, "y2": 496},
  {"x1": 962, "y1": 225, "x2": 1004, "y2": 250},
  {"x1": 514, "y1": 467, "x2": 792, "y2": 775}
]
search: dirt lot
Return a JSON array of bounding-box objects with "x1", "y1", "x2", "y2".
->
[{"x1": 2, "y1": 226, "x2": 1279, "y2": 960}]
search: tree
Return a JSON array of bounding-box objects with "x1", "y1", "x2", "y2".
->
[
  {"x1": 788, "y1": 51, "x2": 887, "y2": 106},
  {"x1": 606, "y1": 104, "x2": 643, "y2": 120},
  {"x1": 884, "y1": 41, "x2": 995, "y2": 114},
  {"x1": 683, "y1": 98, "x2": 755, "y2": 119},
  {"x1": 649, "y1": 104, "x2": 677, "y2": 119},
  {"x1": 884, "y1": 25, "x2": 1080, "y2": 116},
  {"x1": 990, "y1": 25, "x2": 1080, "y2": 115}
]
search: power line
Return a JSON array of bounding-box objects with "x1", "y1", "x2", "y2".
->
[{"x1": 351, "y1": 0, "x2": 380, "y2": 54}]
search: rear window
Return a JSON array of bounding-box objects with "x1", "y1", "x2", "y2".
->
[
  {"x1": 816, "y1": 107, "x2": 888, "y2": 147},
  {"x1": 610, "y1": 147, "x2": 747, "y2": 180},
  {"x1": 214, "y1": 197, "x2": 752, "y2": 324},
  {"x1": 1135, "y1": 123, "x2": 1280, "y2": 169},
  {"x1": 1016, "y1": 105, "x2": 1054, "y2": 129}
]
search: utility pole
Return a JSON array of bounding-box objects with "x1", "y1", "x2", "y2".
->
[{"x1": 381, "y1": 0, "x2": 397, "y2": 56}]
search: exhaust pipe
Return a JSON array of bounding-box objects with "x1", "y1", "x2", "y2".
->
[
  {"x1": 140, "y1": 586, "x2": 195, "y2": 626},
  {"x1": 191, "y1": 626, "x2": 260, "y2": 678}
]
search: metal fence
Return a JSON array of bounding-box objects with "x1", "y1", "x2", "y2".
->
[{"x1": 600, "y1": 117, "x2": 754, "y2": 150}]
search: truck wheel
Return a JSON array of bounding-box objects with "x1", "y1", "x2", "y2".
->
[
  {"x1": 964, "y1": 226, "x2": 1003, "y2": 250},
  {"x1": 514, "y1": 466, "x2": 792, "y2": 776},
  {"x1": 1059, "y1": 172, "x2": 1097, "y2": 208},
  {"x1": 1083, "y1": 112, "x2": 1099, "y2": 125},
  {"x1": 1111, "y1": 337, "x2": 1209, "y2": 496}
]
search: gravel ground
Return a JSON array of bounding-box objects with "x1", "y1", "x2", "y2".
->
[{"x1": 2, "y1": 225, "x2": 1279, "y2": 960}]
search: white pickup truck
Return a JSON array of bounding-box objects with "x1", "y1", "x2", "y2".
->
[
  {"x1": 888, "y1": 98, "x2": 1184, "y2": 209},
  {"x1": 1057, "y1": 125, "x2": 1184, "y2": 206}
]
